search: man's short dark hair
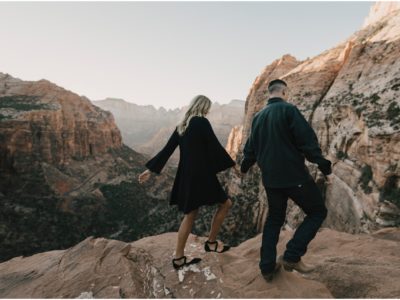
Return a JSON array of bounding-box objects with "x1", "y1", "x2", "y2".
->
[{"x1": 268, "y1": 79, "x2": 288, "y2": 93}]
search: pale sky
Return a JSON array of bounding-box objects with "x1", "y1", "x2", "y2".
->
[{"x1": 0, "y1": 1, "x2": 372, "y2": 109}]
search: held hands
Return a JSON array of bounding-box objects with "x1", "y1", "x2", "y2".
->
[
  {"x1": 324, "y1": 174, "x2": 333, "y2": 185},
  {"x1": 138, "y1": 169, "x2": 152, "y2": 184},
  {"x1": 233, "y1": 165, "x2": 244, "y2": 178}
]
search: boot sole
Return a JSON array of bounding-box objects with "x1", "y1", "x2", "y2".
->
[
  {"x1": 282, "y1": 264, "x2": 294, "y2": 272},
  {"x1": 262, "y1": 263, "x2": 282, "y2": 282},
  {"x1": 278, "y1": 256, "x2": 314, "y2": 273},
  {"x1": 283, "y1": 263, "x2": 314, "y2": 273},
  {"x1": 278, "y1": 256, "x2": 294, "y2": 272}
]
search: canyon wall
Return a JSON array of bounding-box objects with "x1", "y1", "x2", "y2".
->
[
  {"x1": 223, "y1": 2, "x2": 400, "y2": 236},
  {"x1": 0, "y1": 73, "x2": 179, "y2": 262}
]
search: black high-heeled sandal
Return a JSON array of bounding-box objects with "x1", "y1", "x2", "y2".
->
[
  {"x1": 172, "y1": 256, "x2": 202, "y2": 270},
  {"x1": 204, "y1": 240, "x2": 231, "y2": 253}
]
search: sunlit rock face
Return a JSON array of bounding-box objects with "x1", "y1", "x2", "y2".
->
[
  {"x1": 363, "y1": 1, "x2": 400, "y2": 28},
  {"x1": 222, "y1": 4, "x2": 400, "y2": 236}
]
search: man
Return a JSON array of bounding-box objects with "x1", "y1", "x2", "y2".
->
[{"x1": 240, "y1": 79, "x2": 332, "y2": 282}]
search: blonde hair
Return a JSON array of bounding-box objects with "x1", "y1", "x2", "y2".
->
[{"x1": 177, "y1": 95, "x2": 212, "y2": 135}]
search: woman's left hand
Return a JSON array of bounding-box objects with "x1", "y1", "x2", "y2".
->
[{"x1": 138, "y1": 170, "x2": 152, "y2": 184}]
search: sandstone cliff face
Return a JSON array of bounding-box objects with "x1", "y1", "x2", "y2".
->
[
  {"x1": 0, "y1": 74, "x2": 122, "y2": 171},
  {"x1": 1, "y1": 227, "x2": 399, "y2": 298},
  {"x1": 224, "y1": 4, "x2": 400, "y2": 236},
  {"x1": 0, "y1": 73, "x2": 179, "y2": 263},
  {"x1": 93, "y1": 98, "x2": 245, "y2": 165}
]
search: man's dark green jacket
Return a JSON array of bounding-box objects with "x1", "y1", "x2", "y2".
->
[{"x1": 241, "y1": 97, "x2": 331, "y2": 188}]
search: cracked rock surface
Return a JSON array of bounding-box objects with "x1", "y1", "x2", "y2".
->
[{"x1": 1, "y1": 227, "x2": 399, "y2": 298}]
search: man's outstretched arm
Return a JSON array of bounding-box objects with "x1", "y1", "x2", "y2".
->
[{"x1": 289, "y1": 106, "x2": 332, "y2": 175}]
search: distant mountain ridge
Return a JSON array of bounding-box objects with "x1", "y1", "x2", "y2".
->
[{"x1": 92, "y1": 98, "x2": 245, "y2": 164}]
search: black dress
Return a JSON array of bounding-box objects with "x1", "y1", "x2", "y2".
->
[{"x1": 145, "y1": 116, "x2": 236, "y2": 213}]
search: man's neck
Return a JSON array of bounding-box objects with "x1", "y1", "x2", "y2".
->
[{"x1": 268, "y1": 96, "x2": 286, "y2": 101}]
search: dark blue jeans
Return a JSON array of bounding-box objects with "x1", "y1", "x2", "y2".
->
[{"x1": 259, "y1": 179, "x2": 327, "y2": 273}]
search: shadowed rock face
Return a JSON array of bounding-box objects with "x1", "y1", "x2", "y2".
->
[
  {"x1": 92, "y1": 98, "x2": 245, "y2": 165},
  {"x1": 0, "y1": 73, "x2": 181, "y2": 263},
  {"x1": 222, "y1": 3, "x2": 400, "y2": 238},
  {"x1": 1, "y1": 227, "x2": 399, "y2": 298}
]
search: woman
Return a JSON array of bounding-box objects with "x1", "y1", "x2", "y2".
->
[{"x1": 138, "y1": 95, "x2": 236, "y2": 269}]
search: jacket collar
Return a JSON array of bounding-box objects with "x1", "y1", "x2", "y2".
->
[{"x1": 267, "y1": 97, "x2": 284, "y2": 105}]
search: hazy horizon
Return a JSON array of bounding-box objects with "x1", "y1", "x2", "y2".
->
[{"x1": 0, "y1": 1, "x2": 372, "y2": 109}]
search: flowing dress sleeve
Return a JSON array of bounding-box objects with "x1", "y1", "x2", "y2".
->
[
  {"x1": 145, "y1": 128, "x2": 179, "y2": 174},
  {"x1": 201, "y1": 117, "x2": 236, "y2": 173}
]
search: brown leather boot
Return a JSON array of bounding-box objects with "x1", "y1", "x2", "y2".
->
[
  {"x1": 261, "y1": 261, "x2": 282, "y2": 282},
  {"x1": 278, "y1": 255, "x2": 315, "y2": 273}
]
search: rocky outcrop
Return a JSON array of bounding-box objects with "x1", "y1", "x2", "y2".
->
[
  {"x1": 1, "y1": 227, "x2": 399, "y2": 298},
  {"x1": 223, "y1": 3, "x2": 400, "y2": 238},
  {"x1": 225, "y1": 125, "x2": 243, "y2": 160},
  {"x1": 93, "y1": 98, "x2": 245, "y2": 165}
]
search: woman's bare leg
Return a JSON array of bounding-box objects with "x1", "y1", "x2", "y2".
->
[
  {"x1": 175, "y1": 209, "x2": 199, "y2": 258},
  {"x1": 208, "y1": 199, "x2": 232, "y2": 250}
]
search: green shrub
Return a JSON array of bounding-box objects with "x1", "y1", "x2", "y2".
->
[
  {"x1": 0, "y1": 114, "x2": 9, "y2": 121},
  {"x1": 355, "y1": 106, "x2": 364, "y2": 117},
  {"x1": 380, "y1": 176, "x2": 400, "y2": 207},
  {"x1": 387, "y1": 102, "x2": 400, "y2": 120},
  {"x1": 0, "y1": 95, "x2": 48, "y2": 111},
  {"x1": 336, "y1": 150, "x2": 348, "y2": 160},
  {"x1": 391, "y1": 83, "x2": 400, "y2": 91},
  {"x1": 370, "y1": 93, "x2": 380, "y2": 104},
  {"x1": 359, "y1": 164, "x2": 373, "y2": 194}
]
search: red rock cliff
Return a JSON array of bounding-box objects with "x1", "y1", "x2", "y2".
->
[{"x1": 0, "y1": 73, "x2": 122, "y2": 171}]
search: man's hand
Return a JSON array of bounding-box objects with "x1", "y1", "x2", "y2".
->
[
  {"x1": 324, "y1": 174, "x2": 333, "y2": 185},
  {"x1": 233, "y1": 165, "x2": 244, "y2": 177},
  {"x1": 138, "y1": 169, "x2": 152, "y2": 184}
]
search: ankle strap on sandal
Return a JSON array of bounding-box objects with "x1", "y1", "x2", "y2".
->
[
  {"x1": 206, "y1": 240, "x2": 218, "y2": 244},
  {"x1": 173, "y1": 256, "x2": 186, "y2": 263}
]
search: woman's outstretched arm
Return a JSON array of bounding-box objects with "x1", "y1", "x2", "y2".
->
[{"x1": 144, "y1": 128, "x2": 179, "y2": 174}]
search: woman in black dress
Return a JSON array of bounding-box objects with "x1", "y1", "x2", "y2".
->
[{"x1": 138, "y1": 95, "x2": 236, "y2": 269}]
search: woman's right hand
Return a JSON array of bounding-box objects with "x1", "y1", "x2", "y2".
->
[{"x1": 138, "y1": 169, "x2": 152, "y2": 184}]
